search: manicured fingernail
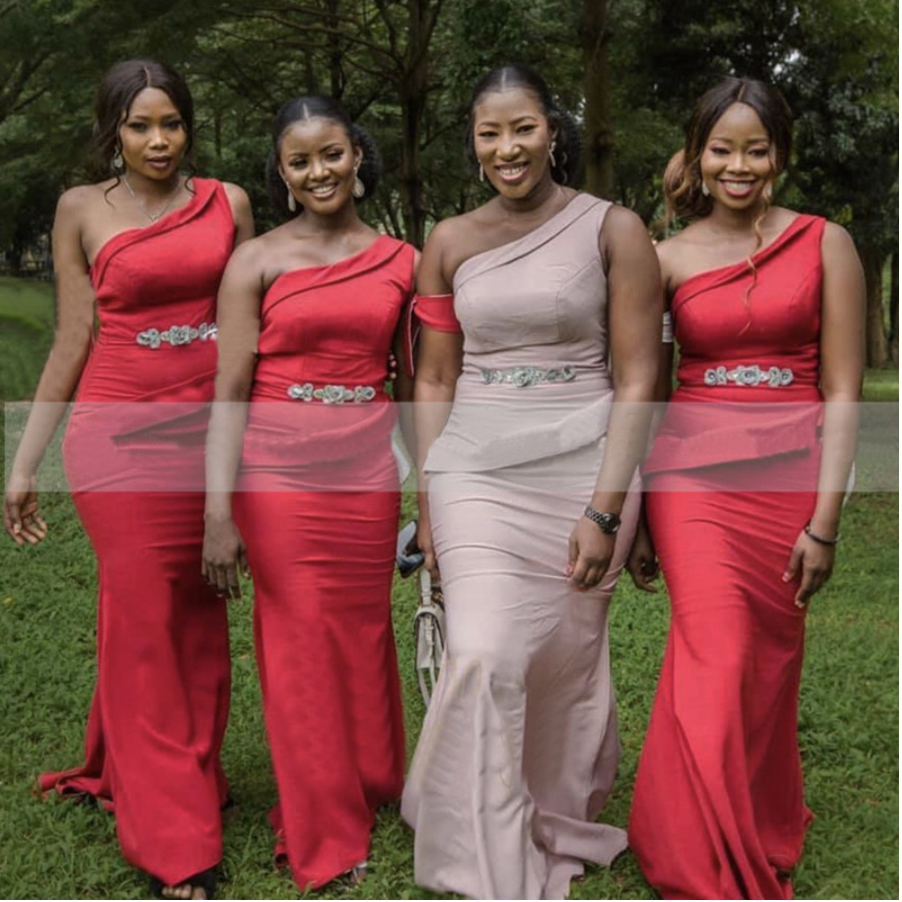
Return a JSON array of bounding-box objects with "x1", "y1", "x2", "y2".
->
[{"x1": 12, "y1": 523, "x2": 20, "y2": 534}]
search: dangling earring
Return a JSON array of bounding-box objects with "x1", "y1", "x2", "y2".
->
[
  {"x1": 352, "y1": 166, "x2": 365, "y2": 199},
  {"x1": 701, "y1": 180, "x2": 710, "y2": 197},
  {"x1": 763, "y1": 181, "x2": 773, "y2": 202},
  {"x1": 549, "y1": 140, "x2": 557, "y2": 169},
  {"x1": 111, "y1": 147, "x2": 124, "y2": 173},
  {"x1": 285, "y1": 183, "x2": 297, "y2": 213},
  {"x1": 479, "y1": 163, "x2": 485, "y2": 183}
]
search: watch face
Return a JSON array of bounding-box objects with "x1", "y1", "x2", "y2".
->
[{"x1": 585, "y1": 507, "x2": 621, "y2": 534}]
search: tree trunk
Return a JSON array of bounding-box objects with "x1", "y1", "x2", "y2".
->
[
  {"x1": 861, "y1": 243, "x2": 888, "y2": 368},
  {"x1": 581, "y1": 0, "x2": 613, "y2": 198},
  {"x1": 890, "y1": 250, "x2": 899, "y2": 366},
  {"x1": 398, "y1": 0, "x2": 431, "y2": 245},
  {"x1": 326, "y1": 0, "x2": 344, "y2": 99}
]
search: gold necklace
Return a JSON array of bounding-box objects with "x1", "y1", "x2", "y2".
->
[{"x1": 123, "y1": 174, "x2": 184, "y2": 223}]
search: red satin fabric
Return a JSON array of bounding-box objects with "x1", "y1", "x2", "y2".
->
[
  {"x1": 629, "y1": 216, "x2": 825, "y2": 899},
  {"x1": 414, "y1": 293, "x2": 461, "y2": 333},
  {"x1": 41, "y1": 180, "x2": 234, "y2": 885},
  {"x1": 233, "y1": 236, "x2": 414, "y2": 889}
]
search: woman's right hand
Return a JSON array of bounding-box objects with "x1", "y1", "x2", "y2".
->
[
  {"x1": 202, "y1": 514, "x2": 249, "y2": 599},
  {"x1": 4, "y1": 473, "x2": 48, "y2": 546},
  {"x1": 416, "y1": 506, "x2": 440, "y2": 581},
  {"x1": 626, "y1": 519, "x2": 660, "y2": 593}
]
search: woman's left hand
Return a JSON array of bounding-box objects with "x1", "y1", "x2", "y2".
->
[
  {"x1": 783, "y1": 530, "x2": 835, "y2": 608},
  {"x1": 568, "y1": 516, "x2": 615, "y2": 592}
]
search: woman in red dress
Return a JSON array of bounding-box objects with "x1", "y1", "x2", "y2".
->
[
  {"x1": 3, "y1": 61, "x2": 253, "y2": 898},
  {"x1": 202, "y1": 95, "x2": 414, "y2": 891},
  {"x1": 627, "y1": 78, "x2": 865, "y2": 899}
]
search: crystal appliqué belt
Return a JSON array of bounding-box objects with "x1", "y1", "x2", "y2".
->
[
  {"x1": 287, "y1": 383, "x2": 377, "y2": 403},
  {"x1": 704, "y1": 364, "x2": 794, "y2": 388},
  {"x1": 479, "y1": 365, "x2": 577, "y2": 388},
  {"x1": 135, "y1": 322, "x2": 217, "y2": 349}
]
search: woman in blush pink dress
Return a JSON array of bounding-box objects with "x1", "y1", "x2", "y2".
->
[{"x1": 401, "y1": 64, "x2": 661, "y2": 900}]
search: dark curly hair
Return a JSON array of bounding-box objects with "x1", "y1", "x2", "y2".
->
[
  {"x1": 465, "y1": 64, "x2": 581, "y2": 189},
  {"x1": 266, "y1": 95, "x2": 382, "y2": 218},
  {"x1": 93, "y1": 59, "x2": 195, "y2": 178},
  {"x1": 664, "y1": 77, "x2": 793, "y2": 223}
]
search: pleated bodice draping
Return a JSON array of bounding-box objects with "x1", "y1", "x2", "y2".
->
[
  {"x1": 644, "y1": 215, "x2": 825, "y2": 478},
  {"x1": 425, "y1": 193, "x2": 615, "y2": 474},
  {"x1": 241, "y1": 236, "x2": 414, "y2": 477}
]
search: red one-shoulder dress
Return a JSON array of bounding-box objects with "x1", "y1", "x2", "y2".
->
[
  {"x1": 629, "y1": 215, "x2": 826, "y2": 899},
  {"x1": 39, "y1": 179, "x2": 235, "y2": 886},
  {"x1": 233, "y1": 235, "x2": 413, "y2": 890}
]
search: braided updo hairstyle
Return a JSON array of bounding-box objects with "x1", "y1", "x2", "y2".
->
[
  {"x1": 663, "y1": 77, "x2": 793, "y2": 224},
  {"x1": 266, "y1": 95, "x2": 382, "y2": 218},
  {"x1": 466, "y1": 64, "x2": 581, "y2": 189}
]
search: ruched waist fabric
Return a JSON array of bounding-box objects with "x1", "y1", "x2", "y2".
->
[
  {"x1": 241, "y1": 396, "x2": 396, "y2": 472},
  {"x1": 425, "y1": 369, "x2": 613, "y2": 474},
  {"x1": 643, "y1": 385, "x2": 823, "y2": 477}
]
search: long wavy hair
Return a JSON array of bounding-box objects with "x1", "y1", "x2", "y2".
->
[
  {"x1": 664, "y1": 78, "x2": 794, "y2": 317},
  {"x1": 92, "y1": 59, "x2": 195, "y2": 183},
  {"x1": 663, "y1": 77, "x2": 792, "y2": 233}
]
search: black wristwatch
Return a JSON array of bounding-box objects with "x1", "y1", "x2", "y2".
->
[{"x1": 584, "y1": 506, "x2": 621, "y2": 534}]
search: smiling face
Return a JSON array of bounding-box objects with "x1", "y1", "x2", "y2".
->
[
  {"x1": 472, "y1": 87, "x2": 556, "y2": 199},
  {"x1": 699, "y1": 102, "x2": 775, "y2": 211},
  {"x1": 118, "y1": 87, "x2": 187, "y2": 181},
  {"x1": 278, "y1": 117, "x2": 362, "y2": 214}
]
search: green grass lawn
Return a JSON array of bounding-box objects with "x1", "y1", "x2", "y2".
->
[{"x1": 0, "y1": 280, "x2": 898, "y2": 899}]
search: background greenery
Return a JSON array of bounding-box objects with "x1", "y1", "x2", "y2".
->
[
  {"x1": 0, "y1": 0, "x2": 898, "y2": 364},
  {"x1": 0, "y1": 278, "x2": 898, "y2": 898}
]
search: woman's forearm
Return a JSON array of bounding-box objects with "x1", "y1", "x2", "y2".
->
[
  {"x1": 204, "y1": 399, "x2": 250, "y2": 521},
  {"x1": 413, "y1": 378, "x2": 456, "y2": 508},
  {"x1": 11, "y1": 330, "x2": 92, "y2": 477},
  {"x1": 810, "y1": 392, "x2": 859, "y2": 537},
  {"x1": 589, "y1": 380, "x2": 656, "y2": 514}
]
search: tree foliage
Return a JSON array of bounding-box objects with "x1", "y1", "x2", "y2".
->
[{"x1": 0, "y1": 0, "x2": 896, "y2": 361}]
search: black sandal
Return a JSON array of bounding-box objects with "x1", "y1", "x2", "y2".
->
[{"x1": 149, "y1": 867, "x2": 217, "y2": 900}]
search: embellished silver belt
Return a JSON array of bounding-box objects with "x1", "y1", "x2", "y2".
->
[
  {"x1": 479, "y1": 365, "x2": 576, "y2": 388},
  {"x1": 135, "y1": 322, "x2": 217, "y2": 349},
  {"x1": 704, "y1": 364, "x2": 794, "y2": 388},
  {"x1": 287, "y1": 383, "x2": 377, "y2": 403}
]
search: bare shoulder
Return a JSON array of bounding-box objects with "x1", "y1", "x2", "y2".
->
[
  {"x1": 821, "y1": 220, "x2": 857, "y2": 255},
  {"x1": 600, "y1": 203, "x2": 650, "y2": 241},
  {"x1": 224, "y1": 230, "x2": 268, "y2": 268},
  {"x1": 425, "y1": 213, "x2": 471, "y2": 250},
  {"x1": 221, "y1": 181, "x2": 251, "y2": 210},
  {"x1": 56, "y1": 182, "x2": 108, "y2": 219}
]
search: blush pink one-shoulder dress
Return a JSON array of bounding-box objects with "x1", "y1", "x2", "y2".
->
[{"x1": 402, "y1": 194, "x2": 640, "y2": 900}]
